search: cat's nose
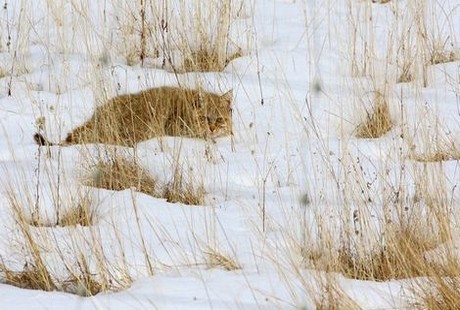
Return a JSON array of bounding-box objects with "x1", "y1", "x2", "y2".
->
[{"x1": 209, "y1": 123, "x2": 217, "y2": 132}]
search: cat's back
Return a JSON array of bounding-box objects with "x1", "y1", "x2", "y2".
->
[
  {"x1": 143, "y1": 86, "x2": 197, "y2": 104},
  {"x1": 105, "y1": 86, "x2": 227, "y2": 117},
  {"x1": 103, "y1": 87, "x2": 180, "y2": 113}
]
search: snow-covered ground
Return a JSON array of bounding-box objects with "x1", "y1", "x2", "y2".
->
[{"x1": 0, "y1": 0, "x2": 459, "y2": 308}]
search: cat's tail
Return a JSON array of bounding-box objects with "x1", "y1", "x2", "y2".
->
[{"x1": 34, "y1": 133, "x2": 56, "y2": 146}]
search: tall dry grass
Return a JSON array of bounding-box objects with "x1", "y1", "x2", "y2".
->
[
  {"x1": 287, "y1": 0, "x2": 460, "y2": 307},
  {"x1": 1, "y1": 185, "x2": 129, "y2": 296},
  {"x1": 112, "y1": 0, "x2": 246, "y2": 72}
]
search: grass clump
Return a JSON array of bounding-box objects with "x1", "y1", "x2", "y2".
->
[
  {"x1": 114, "y1": 1, "x2": 245, "y2": 72},
  {"x1": 163, "y1": 164, "x2": 205, "y2": 205},
  {"x1": 406, "y1": 134, "x2": 460, "y2": 162},
  {"x1": 84, "y1": 154, "x2": 205, "y2": 205},
  {"x1": 28, "y1": 192, "x2": 96, "y2": 227},
  {"x1": 336, "y1": 228, "x2": 436, "y2": 281},
  {"x1": 417, "y1": 276, "x2": 460, "y2": 310},
  {"x1": 397, "y1": 62, "x2": 414, "y2": 83},
  {"x1": 0, "y1": 259, "x2": 108, "y2": 297},
  {"x1": 62, "y1": 274, "x2": 102, "y2": 297},
  {"x1": 3, "y1": 189, "x2": 130, "y2": 296},
  {"x1": 429, "y1": 50, "x2": 458, "y2": 65},
  {"x1": 313, "y1": 277, "x2": 361, "y2": 310},
  {"x1": 60, "y1": 257, "x2": 106, "y2": 297},
  {"x1": 304, "y1": 221, "x2": 446, "y2": 282},
  {"x1": 57, "y1": 195, "x2": 95, "y2": 227},
  {"x1": 411, "y1": 148, "x2": 460, "y2": 162},
  {"x1": 182, "y1": 48, "x2": 242, "y2": 72},
  {"x1": 355, "y1": 92, "x2": 393, "y2": 138},
  {"x1": 205, "y1": 249, "x2": 241, "y2": 271},
  {"x1": 372, "y1": 0, "x2": 391, "y2": 3},
  {"x1": 84, "y1": 156, "x2": 156, "y2": 197},
  {"x1": 0, "y1": 261, "x2": 56, "y2": 292}
]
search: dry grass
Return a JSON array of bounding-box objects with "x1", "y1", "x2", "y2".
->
[
  {"x1": 0, "y1": 190, "x2": 55, "y2": 290},
  {"x1": 417, "y1": 276, "x2": 460, "y2": 309},
  {"x1": 57, "y1": 196, "x2": 95, "y2": 227},
  {"x1": 205, "y1": 250, "x2": 241, "y2": 271},
  {"x1": 355, "y1": 92, "x2": 393, "y2": 138},
  {"x1": 300, "y1": 227, "x2": 460, "y2": 310},
  {"x1": 114, "y1": 1, "x2": 244, "y2": 72},
  {"x1": 0, "y1": 259, "x2": 107, "y2": 297},
  {"x1": 313, "y1": 277, "x2": 361, "y2": 310},
  {"x1": 411, "y1": 149, "x2": 460, "y2": 162},
  {"x1": 162, "y1": 162, "x2": 205, "y2": 205},
  {"x1": 335, "y1": 228, "x2": 439, "y2": 281},
  {"x1": 84, "y1": 154, "x2": 205, "y2": 205},
  {"x1": 83, "y1": 157, "x2": 157, "y2": 197},
  {"x1": 60, "y1": 257, "x2": 105, "y2": 297},
  {"x1": 175, "y1": 1, "x2": 243, "y2": 73},
  {"x1": 0, "y1": 67, "x2": 6, "y2": 79},
  {"x1": 397, "y1": 62, "x2": 414, "y2": 83},
  {"x1": 429, "y1": 50, "x2": 458, "y2": 65},
  {"x1": 3, "y1": 189, "x2": 130, "y2": 296},
  {"x1": 0, "y1": 262, "x2": 56, "y2": 292},
  {"x1": 406, "y1": 133, "x2": 460, "y2": 162},
  {"x1": 299, "y1": 150, "x2": 459, "y2": 307},
  {"x1": 183, "y1": 48, "x2": 242, "y2": 72},
  {"x1": 303, "y1": 206, "x2": 449, "y2": 282},
  {"x1": 7, "y1": 194, "x2": 58, "y2": 292},
  {"x1": 28, "y1": 192, "x2": 96, "y2": 227},
  {"x1": 62, "y1": 274, "x2": 102, "y2": 297}
]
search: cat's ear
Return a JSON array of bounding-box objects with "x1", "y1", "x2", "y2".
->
[{"x1": 221, "y1": 89, "x2": 233, "y2": 104}]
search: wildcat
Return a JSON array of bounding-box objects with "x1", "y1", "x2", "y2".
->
[{"x1": 34, "y1": 86, "x2": 233, "y2": 147}]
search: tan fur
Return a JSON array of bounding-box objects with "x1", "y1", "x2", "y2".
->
[{"x1": 35, "y1": 87, "x2": 232, "y2": 147}]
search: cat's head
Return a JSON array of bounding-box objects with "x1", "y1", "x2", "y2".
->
[{"x1": 198, "y1": 90, "x2": 233, "y2": 137}]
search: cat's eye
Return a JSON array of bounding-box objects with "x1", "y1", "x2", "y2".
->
[{"x1": 216, "y1": 117, "x2": 224, "y2": 123}]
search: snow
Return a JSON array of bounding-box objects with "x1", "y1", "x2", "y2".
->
[{"x1": 0, "y1": 0, "x2": 459, "y2": 309}]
